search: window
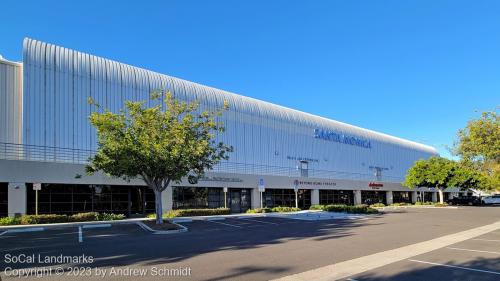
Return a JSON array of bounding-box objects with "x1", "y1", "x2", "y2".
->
[
  {"x1": 393, "y1": 191, "x2": 411, "y2": 203},
  {"x1": 361, "y1": 191, "x2": 386, "y2": 205},
  {"x1": 264, "y1": 189, "x2": 311, "y2": 209},
  {"x1": 26, "y1": 184, "x2": 155, "y2": 216},
  {"x1": 0, "y1": 183, "x2": 7, "y2": 217},
  {"x1": 173, "y1": 187, "x2": 225, "y2": 209},
  {"x1": 319, "y1": 190, "x2": 354, "y2": 205}
]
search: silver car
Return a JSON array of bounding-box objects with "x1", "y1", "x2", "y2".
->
[{"x1": 482, "y1": 194, "x2": 500, "y2": 205}]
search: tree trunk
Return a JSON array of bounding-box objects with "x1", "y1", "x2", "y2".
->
[
  {"x1": 153, "y1": 189, "x2": 163, "y2": 224},
  {"x1": 438, "y1": 188, "x2": 444, "y2": 204}
]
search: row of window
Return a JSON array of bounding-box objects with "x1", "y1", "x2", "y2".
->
[
  {"x1": 0, "y1": 183, "x2": 7, "y2": 217},
  {"x1": 172, "y1": 187, "x2": 252, "y2": 213},
  {"x1": 264, "y1": 189, "x2": 311, "y2": 209},
  {"x1": 26, "y1": 184, "x2": 156, "y2": 216},
  {"x1": 0, "y1": 182, "x2": 444, "y2": 218},
  {"x1": 319, "y1": 190, "x2": 354, "y2": 205}
]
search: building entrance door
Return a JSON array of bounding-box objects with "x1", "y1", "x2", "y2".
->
[{"x1": 229, "y1": 190, "x2": 242, "y2": 213}]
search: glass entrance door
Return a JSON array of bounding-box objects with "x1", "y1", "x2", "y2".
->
[{"x1": 229, "y1": 190, "x2": 241, "y2": 213}]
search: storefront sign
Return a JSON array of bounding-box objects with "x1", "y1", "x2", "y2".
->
[
  {"x1": 369, "y1": 182, "x2": 383, "y2": 189},
  {"x1": 314, "y1": 128, "x2": 371, "y2": 149},
  {"x1": 199, "y1": 176, "x2": 243, "y2": 183},
  {"x1": 294, "y1": 180, "x2": 337, "y2": 187}
]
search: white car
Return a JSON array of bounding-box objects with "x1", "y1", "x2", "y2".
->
[{"x1": 482, "y1": 194, "x2": 500, "y2": 205}]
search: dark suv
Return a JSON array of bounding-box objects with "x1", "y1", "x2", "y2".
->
[{"x1": 446, "y1": 196, "x2": 482, "y2": 206}]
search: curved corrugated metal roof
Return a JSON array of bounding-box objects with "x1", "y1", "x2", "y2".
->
[{"x1": 23, "y1": 37, "x2": 438, "y2": 155}]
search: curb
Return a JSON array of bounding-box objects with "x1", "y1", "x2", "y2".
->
[
  {"x1": 136, "y1": 221, "x2": 188, "y2": 235},
  {"x1": 0, "y1": 217, "x2": 152, "y2": 231}
]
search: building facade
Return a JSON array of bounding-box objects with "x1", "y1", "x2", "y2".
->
[{"x1": 0, "y1": 38, "x2": 460, "y2": 217}]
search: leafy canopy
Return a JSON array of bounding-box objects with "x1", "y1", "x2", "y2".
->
[
  {"x1": 86, "y1": 92, "x2": 233, "y2": 189},
  {"x1": 404, "y1": 156, "x2": 492, "y2": 191},
  {"x1": 454, "y1": 110, "x2": 499, "y2": 189}
]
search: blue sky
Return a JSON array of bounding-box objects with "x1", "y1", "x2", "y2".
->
[{"x1": 1, "y1": 0, "x2": 499, "y2": 158}]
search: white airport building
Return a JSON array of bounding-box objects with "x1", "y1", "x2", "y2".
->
[{"x1": 0, "y1": 38, "x2": 458, "y2": 217}]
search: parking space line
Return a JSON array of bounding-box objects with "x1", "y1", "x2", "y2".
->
[
  {"x1": 408, "y1": 259, "x2": 500, "y2": 275},
  {"x1": 0, "y1": 231, "x2": 8, "y2": 236},
  {"x1": 472, "y1": 238, "x2": 500, "y2": 242},
  {"x1": 82, "y1": 224, "x2": 111, "y2": 229},
  {"x1": 78, "y1": 226, "x2": 83, "y2": 243},
  {"x1": 205, "y1": 220, "x2": 242, "y2": 228},
  {"x1": 446, "y1": 247, "x2": 500, "y2": 255},
  {"x1": 238, "y1": 217, "x2": 279, "y2": 225}
]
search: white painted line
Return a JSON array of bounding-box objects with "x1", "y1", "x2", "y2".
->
[
  {"x1": 205, "y1": 217, "x2": 226, "y2": 221},
  {"x1": 472, "y1": 238, "x2": 500, "y2": 242},
  {"x1": 78, "y1": 226, "x2": 82, "y2": 243},
  {"x1": 238, "y1": 217, "x2": 278, "y2": 225},
  {"x1": 446, "y1": 247, "x2": 500, "y2": 255},
  {"x1": 271, "y1": 220, "x2": 500, "y2": 281},
  {"x1": 205, "y1": 219, "x2": 242, "y2": 228},
  {"x1": 346, "y1": 278, "x2": 360, "y2": 281},
  {"x1": 0, "y1": 231, "x2": 8, "y2": 236},
  {"x1": 6, "y1": 227, "x2": 44, "y2": 233},
  {"x1": 408, "y1": 259, "x2": 500, "y2": 275},
  {"x1": 172, "y1": 218, "x2": 193, "y2": 223},
  {"x1": 82, "y1": 224, "x2": 111, "y2": 229}
]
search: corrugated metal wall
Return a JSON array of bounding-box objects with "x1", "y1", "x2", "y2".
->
[
  {"x1": 0, "y1": 59, "x2": 22, "y2": 144},
  {"x1": 22, "y1": 38, "x2": 437, "y2": 180}
]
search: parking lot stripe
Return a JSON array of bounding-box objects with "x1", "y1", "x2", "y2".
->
[
  {"x1": 472, "y1": 238, "x2": 500, "y2": 242},
  {"x1": 82, "y1": 224, "x2": 111, "y2": 229},
  {"x1": 408, "y1": 259, "x2": 500, "y2": 275},
  {"x1": 4, "y1": 227, "x2": 44, "y2": 233},
  {"x1": 206, "y1": 220, "x2": 242, "y2": 228},
  {"x1": 271, "y1": 220, "x2": 500, "y2": 281},
  {"x1": 0, "y1": 231, "x2": 8, "y2": 236},
  {"x1": 446, "y1": 247, "x2": 500, "y2": 255},
  {"x1": 78, "y1": 226, "x2": 83, "y2": 243},
  {"x1": 238, "y1": 217, "x2": 279, "y2": 225}
]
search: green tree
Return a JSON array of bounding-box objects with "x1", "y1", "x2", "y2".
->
[
  {"x1": 86, "y1": 92, "x2": 233, "y2": 224},
  {"x1": 404, "y1": 157, "x2": 491, "y2": 203},
  {"x1": 404, "y1": 157, "x2": 456, "y2": 203},
  {"x1": 454, "y1": 111, "x2": 500, "y2": 189}
]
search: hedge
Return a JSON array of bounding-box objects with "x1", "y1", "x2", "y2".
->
[
  {"x1": 150, "y1": 208, "x2": 231, "y2": 218},
  {"x1": 0, "y1": 212, "x2": 125, "y2": 226},
  {"x1": 246, "y1": 208, "x2": 272, "y2": 214},
  {"x1": 309, "y1": 204, "x2": 378, "y2": 214},
  {"x1": 271, "y1": 206, "x2": 301, "y2": 212}
]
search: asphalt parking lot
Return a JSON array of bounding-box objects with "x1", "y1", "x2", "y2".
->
[
  {"x1": 0, "y1": 207, "x2": 499, "y2": 281},
  {"x1": 345, "y1": 228, "x2": 500, "y2": 281}
]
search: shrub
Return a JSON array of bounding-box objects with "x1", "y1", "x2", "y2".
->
[
  {"x1": 433, "y1": 203, "x2": 449, "y2": 207},
  {"x1": 389, "y1": 202, "x2": 411, "y2": 207},
  {"x1": 369, "y1": 203, "x2": 386, "y2": 208},
  {"x1": 309, "y1": 205, "x2": 326, "y2": 210},
  {"x1": 0, "y1": 217, "x2": 20, "y2": 225},
  {"x1": 19, "y1": 214, "x2": 69, "y2": 224},
  {"x1": 323, "y1": 204, "x2": 349, "y2": 212},
  {"x1": 271, "y1": 206, "x2": 301, "y2": 212},
  {"x1": 246, "y1": 208, "x2": 272, "y2": 214},
  {"x1": 160, "y1": 208, "x2": 231, "y2": 218},
  {"x1": 415, "y1": 201, "x2": 434, "y2": 206},
  {"x1": 96, "y1": 213, "x2": 125, "y2": 221},
  {"x1": 313, "y1": 204, "x2": 378, "y2": 214},
  {"x1": 70, "y1": 212, "x2": 99, "y2": 222}
]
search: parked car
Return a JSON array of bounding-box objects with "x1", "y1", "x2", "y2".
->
[
  {"x1": 482, "y1": 194, "x2": 500, "y2": 205},
  {"x1": 446, "y1": 196, "x2": 482, "y2": 206}
]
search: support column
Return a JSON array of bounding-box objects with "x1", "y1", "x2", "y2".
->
[
  {"x1": 8, "y1": 182, "x2": 26, "y2": 217},
  {"x1": 354, "y1": 190, "x2": 362, "y2": 205},
  {"x1": 385, "y1": 191, "x2": 393, "y2": 205},
  {"x1": 250, "y1": 188, "x2": 261, "y2": 209},
  {"x1": 411, "y1": 191, "x2": 418, "y2": 203},
  {"x1": 432, "y1": 192, "x2": 438, "y2": 203},
  {"x1": 161, "y1": 184, "x2": 173, "y2": 213},
  {"x1": 311, "y1": 189, "x2": 320, "y2": 205}
]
